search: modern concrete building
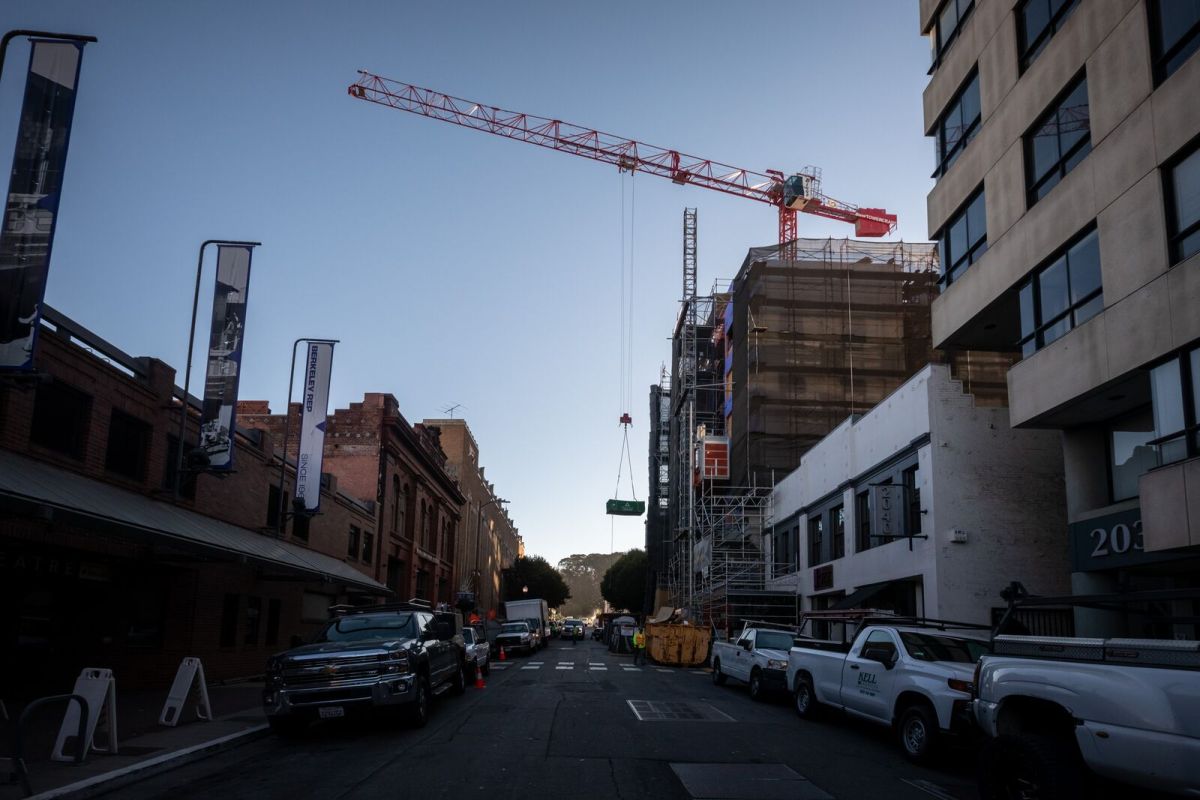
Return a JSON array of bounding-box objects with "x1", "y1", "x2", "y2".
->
[
  {"x1": 921, "y1": 0, "x2": 1200, "y2": 635},
  {"x1": 765, "y1": 364, "x2": 1070, "y2": 628}
]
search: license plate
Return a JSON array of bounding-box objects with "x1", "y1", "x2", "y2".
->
[{"x1": 318, "y1": 706, "x2": 345, "y2": 719}]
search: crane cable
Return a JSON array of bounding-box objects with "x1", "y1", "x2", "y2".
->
[{"x1": 612, "y1": 171, "x2": 637, "y2": 502}]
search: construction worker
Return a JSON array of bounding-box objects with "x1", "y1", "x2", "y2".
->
[{"x1": 632, "y1": 626, "x2": 647, "y2": 665}]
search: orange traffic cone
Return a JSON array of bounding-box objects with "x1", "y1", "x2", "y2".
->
[
  {"x1": 499, "y1": 646, "x2": 507, "y2": 661},
  {"x1": 475, "y1": 662, "x2": 486, "y2": 689}
]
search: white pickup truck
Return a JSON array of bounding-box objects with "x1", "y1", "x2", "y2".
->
[
  {"x1": 710, "y1": 624, "x2": 798, "y2": 700},
  {"x1": 974, "y1": 634, "x2": 1200, "y2": 799},
  {"x1": 786, "y1": 623, "x2": 990, "y2": 762}
]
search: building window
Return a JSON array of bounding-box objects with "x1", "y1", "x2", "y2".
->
[
  {"x1": 1025, "y1": 74, "x2": 1090, "y2": 205},
  {"x1": 348, "y1": 525, "x2": 361, "y2": 559},
  {"x1": 267, "y1": 484, "x2": 281, "y2": 528},
  {"x1": 808, "y1": 516, "x2": 824, "y2": 567},
  {"x1": 929, "y1": 0, "x2": 975, "y2": 68},
  {"x1": 103, "y1": 409, "x2": 151, "y2": 481},
  {"x1": 391, "y1": 476, "x2": 401, "y2": 532},
  {"x1": 415, "y1": 569, "x2": 430, "y2": 602},
  {"x1": 933, "y1": 71, "x2": 981, "y2": 177},
  {"x1": 30, "y1": 381, "x2": 91, "y2": 459},
  {"x1": 265, "y1": 598, "x2": 281, "y2": 645},
  {"x1": 1149, "y1": 0, "x2": 1200, "y2": 84},
  {"x1": 831, "y1": 506, "x2": 845, "y2": 559},
  {"x1": 1165, "y1": 140, "x2": 1200, "y2": 265},
  {"x1": 1017, "y1": 0, "x2": 1079, "y2": 72},
  {"x1": 1108, "y1": 407, "x2": 1157, "y2": 502},
  {"x1": 1018, "y1": 227, "x2": 1103, "y2": 356},
  {"x1": 219, "y1": 593, "x2": 239, "y2": 647},
  {"x1": 902, "y1": 465, "x2": 923, "y2": 535},
  {"x1": 163, "y1": 435, "x2": 197, "y2": 499},
  {"x1": 362, "y1": 531, "x2": 374, "y2": 564},
  {"x1": 938, "y1": 187, "x2": 987, "y2": 284},
  {"x1": 855, "y1": 491, "x2": 873, "y2": 553},
  {"x1": 244, "y1": 596, "x2": 262, "y2": 645},
  {"x1": 774, "y1": 523, "x2": 794, "y2": 574},
  {"x1": 387, "y1": 556, "x2": 405, "y2": 594},
  {"x1": 1149, "y1": 346, "x2": 1200, "y2": 465}
]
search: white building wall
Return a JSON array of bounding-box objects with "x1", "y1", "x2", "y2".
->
[{"x1": 767, "y1": 364, "x2": 1069, "y2": 625}]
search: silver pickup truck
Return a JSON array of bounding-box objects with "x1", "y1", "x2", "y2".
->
[{"x1": 263, "y1": 604, "x2": 465, "y2": 735}]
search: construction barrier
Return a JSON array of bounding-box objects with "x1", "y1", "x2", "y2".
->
[
  {"x1": 646, "y1": 623, "x2": 711, "y2": 667},
  {"x1": 159, "y1": 657, "x2": 212, "y2": 727},
  {"x1": 52, "y1": 668, "x2": 118, "y2": 762}
]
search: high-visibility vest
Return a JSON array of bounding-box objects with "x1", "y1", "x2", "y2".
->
[{"x1": 634, "y1": 631, "x2": 646, "y2": 648}]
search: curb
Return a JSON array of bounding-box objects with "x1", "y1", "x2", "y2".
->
[{"x1": 28, "y1": 724, "x2": 270, "y2": 800}]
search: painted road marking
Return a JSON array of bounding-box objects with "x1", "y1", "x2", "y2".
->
[
  {"x1": 656, "y1": 669, "x2": 672, "y2": 673},
  {"x1": 555, "y1": 665, "x2": 573, "y2": 670},
  {"x1": 557, "y1": 661, "x2": 575, "y2": 665},
  {"x1": 520, "y1": 665, "x2": 540, "y2": 670},
  {"x1": 528, "y1": 661, "x2": 544, "y2": 665},
  {"x1": 588, "y1": 663, "x2": 605, "y2": 666},
  {"x1": 589, "y1": 666, "x2": 608, "y2": 671},
  {"x1": 623, "y1": 667, "x2": 642, "y2": 672}
]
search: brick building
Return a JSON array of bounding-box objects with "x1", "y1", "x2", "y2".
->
[
  {"x1": 240, "y1": 395, "x2": 465, "y2": 606},
  {"x1": 420, "y1": 418, "x2": 520, "y2": 616},
  {"x1": 0, "y1": 307, "x2": 387, "y2": 695}
]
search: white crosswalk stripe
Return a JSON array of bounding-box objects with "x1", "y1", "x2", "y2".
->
[
  {"x1": 656, "y1": 668, "x2": 672, "y2": 673},
  {"x1": 520, "y1": 665, "x2": 540, "y2": 670},
  {"x1": 555, "y1": 665, "x2": 573, "y2": 670},
  {"x1": 589, "y1": 666, "x2": 607, "y2": 671}
]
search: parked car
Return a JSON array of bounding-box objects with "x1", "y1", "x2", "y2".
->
[
  {"x1": 462, "y1": 626, "x2": 490, "y2": 676},
  {"x1": 786, "y1": 620, "x2": 990, "y2": 763},
  {"x1": 591, "y1": 624, "x2": 605, "y2": 641},
  {"x1": 560, "y1": 619, "x2": 584, "y2": 640},
  {"x1": 974, "y1": 633, "x2": 1200, "y2": 798},
  {"x1": 495, "y1": 621, "x2": 535, "y2": 655},
  {"x1": 263, "y1": 603, "x2": 465, "y2": 736},
  {"x1": 710, "y1": 623, "x2": 796, "y2": 700}
]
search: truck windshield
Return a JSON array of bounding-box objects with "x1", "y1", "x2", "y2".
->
[
  {"x1": 899, "y1": 632, "x2": 991, "y2": 663},
  {"x1": 755, "y1": 631, "x2": 797, "y2": 650},
  {"x1": 318, "y1": 613, "x2": 415, "y2": 643},
  {"x1": 501, "y1": 623, "x2": 528, "y2": 634}
]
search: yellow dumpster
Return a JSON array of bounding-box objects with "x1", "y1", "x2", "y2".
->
[{"x1": 646, "y1": 623, "x2": 711, "y2": 667}]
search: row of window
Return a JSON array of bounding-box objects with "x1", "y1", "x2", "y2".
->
[
  {"x1": 774, "y1": 465, "x2": 922, "y2": 573},
  {"x1": 347, "y1": 525, "x2": 375, "y2": 564}
]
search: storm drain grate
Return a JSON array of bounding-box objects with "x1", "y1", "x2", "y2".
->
[{"x1": 626, "y1": 700, "x2": 734, "y2": 722}]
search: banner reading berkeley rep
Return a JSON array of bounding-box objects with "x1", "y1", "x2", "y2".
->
[
  {"x1": 295, "y1": 341, "x2": 334, "y2": 511},
  {"x1": 198, "y1": 245, "x2": 254, "y2": 470},
  {"x1": 0, "y1": 40, "x2": 87, "y2": 370}
]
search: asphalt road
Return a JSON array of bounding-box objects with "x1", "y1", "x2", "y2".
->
[{"x1": 111, "y1": 640, "x2": 980, "y2": 800}]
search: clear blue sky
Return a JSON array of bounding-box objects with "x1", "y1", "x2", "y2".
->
[{"x1": 1, "y1": 1, "x2": 934, "y2": 567}]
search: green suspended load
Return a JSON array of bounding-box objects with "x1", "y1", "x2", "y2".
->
[{"x1": 607, "y1": 499, "x2": 645, "y2": 516}]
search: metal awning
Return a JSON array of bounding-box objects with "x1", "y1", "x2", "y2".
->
[
  {"x1": 0, "y1": 449, "x2": 388, "y2": 594},
  {"x1": 830, "y1": 581, "x2": 894, "y2": 610}
]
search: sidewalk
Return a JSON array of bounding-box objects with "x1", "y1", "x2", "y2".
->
[{"x1": 2, "y1": 683, "x2": 268, "y2": 800}]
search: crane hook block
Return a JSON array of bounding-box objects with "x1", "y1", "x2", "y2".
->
[
  {"x1": 619, "y1": 413, "x2": 632, "y2": 426},
  {"x1": 606, "y1": 499, "x2": 645, "y2": 516}
]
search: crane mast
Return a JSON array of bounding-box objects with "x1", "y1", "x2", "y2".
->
[{"x1": 347, "y1": 72, "x2": 897, "y2": 256}]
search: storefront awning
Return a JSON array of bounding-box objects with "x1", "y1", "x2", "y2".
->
[
  {"x1": 0, "y1": 449, "x2": 388, "y2": 595},
  {"x1": 831, "y1": 581, "x2": 893, "y2": 610}
]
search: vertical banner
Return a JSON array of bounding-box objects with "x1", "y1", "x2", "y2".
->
[
  {"x1": 198, "y1": 245, "x2": 254, "y2": 470},
  {"x1": 0, "y1": 40, "x2": 86, "y2": 370},
  {"x1": 295, "y1": 341, "x2": 334, "y2": 511}
]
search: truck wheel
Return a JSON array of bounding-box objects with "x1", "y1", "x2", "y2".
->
[
  {"x1": 711, "y1": 659, "x2": 727, "y2": 685},
  {"x1": 268, "y1": 715, "x2": 308, "y2": 739},
  {"x1": 748, "y1": 670, "x2": 764, "y2": 701},
  {"x1": 978, "y1": 734, "x2": 1084, "y2": 800},
  {"x1": 897, "y1": 703, "x2": 938, "y2": 764},
  {"x1": 409, "y1": 675, "x2": 431, "y2": 728},
  {"x1": 793, "y1": 676, "x2": 817, "y2": 719}
]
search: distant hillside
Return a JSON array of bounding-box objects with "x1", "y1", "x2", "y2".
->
[{"x1": 556, "y1": 552, "x2": 624, "y2": 619}]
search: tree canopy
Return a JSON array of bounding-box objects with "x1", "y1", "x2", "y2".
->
[
  {"x1": 600, "y1": 549, "x2": 648, "y2": 613},
  {"x1": 556, "y1": 552, "x2": 624, "y2": 618},
  {"x1": 502, "y1": 555, "x2": 570, "y2": 608}
]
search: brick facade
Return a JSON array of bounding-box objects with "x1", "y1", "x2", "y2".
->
[
  {"x1": 0, "y1": 311, "x2": 383, "y2": 693},
  {"x1": 239, "y1": 395, "x2": 465, "y2": 607}
]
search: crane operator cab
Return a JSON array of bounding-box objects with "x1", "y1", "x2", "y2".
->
[{"x1": 782, "y1": 173, "x2": 818, "y2": 212}]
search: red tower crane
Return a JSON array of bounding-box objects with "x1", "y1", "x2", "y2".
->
[{"x1": 347, "y1": 72, "x2": 897, "y2": 258}]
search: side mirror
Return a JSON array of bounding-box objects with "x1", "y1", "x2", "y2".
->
[{"x1": 739, "y1": 640, "x2": 752, "y2": 651}]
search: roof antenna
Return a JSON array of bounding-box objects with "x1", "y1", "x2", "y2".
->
[{"x1": 441, "y1": 403, "x2": 464, "y2": 418}]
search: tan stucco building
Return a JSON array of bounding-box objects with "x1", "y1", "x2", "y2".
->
[{"x1": 920, "y1": 0, "x2": 1200, "y2": 635}]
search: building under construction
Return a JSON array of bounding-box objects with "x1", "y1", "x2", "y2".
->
[{"x1": 661, "y1": 227, "x2": 1013, "y2": 636}]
